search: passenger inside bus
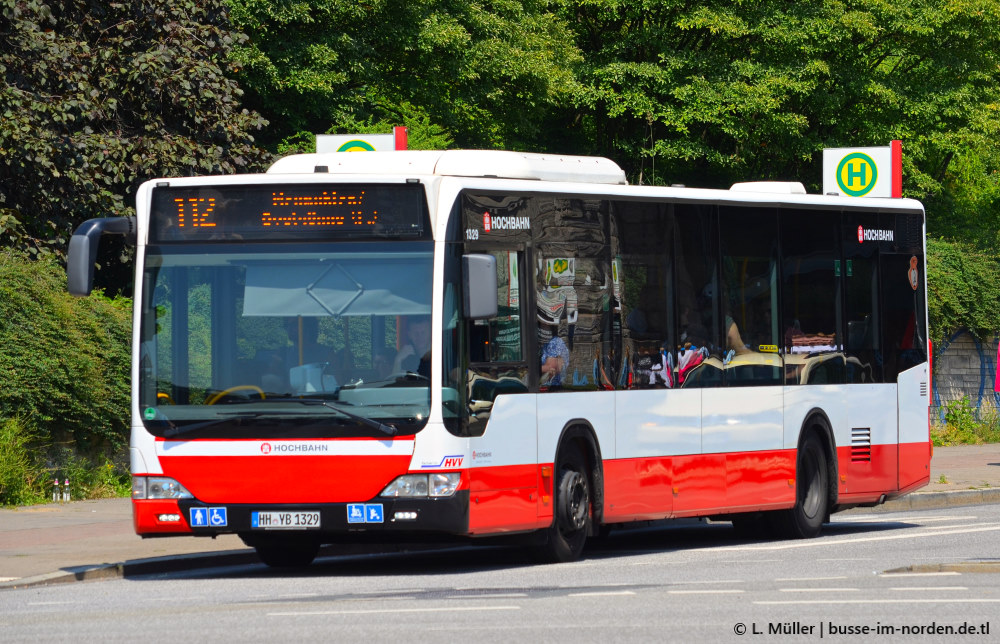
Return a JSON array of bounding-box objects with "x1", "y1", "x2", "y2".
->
[{"x1": 538, "y1": 310, "x2": 569, "y2": 388}]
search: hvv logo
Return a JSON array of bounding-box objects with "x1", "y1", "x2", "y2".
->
[{"x1": 421, "y1": 455, "x2": 465, "y2": 469}]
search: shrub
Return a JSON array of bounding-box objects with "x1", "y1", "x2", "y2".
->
[
  {"x1": 0, "y1": 251, "x2": 131, "y2": 455},
  {"x1": 932, "y1": 396, "x2": 1000, "y2": 446},
  {"x1": 0, "y1": 417, "x2": 49, "y2": 506}
]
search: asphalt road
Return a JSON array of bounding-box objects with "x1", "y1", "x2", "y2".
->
[{"x1": 1, "y1": 503, "x2": 998, "y2": 643}]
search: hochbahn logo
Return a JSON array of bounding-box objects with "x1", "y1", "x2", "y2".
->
[
  {"x1": 483, "y1": 212, "x2": 529, "y2": 233},
  {"x1": 260, "y1": 442, "x2": 329, "y2": 454},
  {"x1": 857, "y1": 225, "x2": 894, "y2": 243}
]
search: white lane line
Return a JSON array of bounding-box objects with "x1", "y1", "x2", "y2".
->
[
  {"x1": 880, "y1": 571, "x2": 961, "y2": 577},
  {"x1": 269, "y1": 606, "x2": 520, "y2": 616},
  {"x1": 568, "y1": 591, "x2": 636, "y2": 597},
  {"x1": 699, "y1": 523, "x2": 1000, "y2": 552},
  {"x1": 756, "y1": 599, "x2": 1000, "y2": 605},
  {"x1": 890, "y1": 587, "x2": 968, "y2": 591},
  {"x1": 445, "y1": 593, "x2": 527, "y2": 599},
  {"x1": 774, "y1": 576, "x2": 848, "y2": 582},
  {"x1": 835, "y1": 514, "x2": 977, "y2": 523},
  {"x1": 779, "y1": 588, "x2": 859, "y2": 593},
  {"x1": 667, "y1": 589, "x2": 744, "y2": 595},
  {"x1": 672, "y1": 579, "x2": 743, "y2": 585},
  {"x1": 0, "y1": 577, "x2": 19, "y2": 583},
  {"x1": 27, "y1": 601, "x2": 77, "y2": 606}
]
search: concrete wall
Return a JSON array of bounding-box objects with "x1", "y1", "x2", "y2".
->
[{"x1": 931, "y1": 330, "x2": 1000, "y2": 421}]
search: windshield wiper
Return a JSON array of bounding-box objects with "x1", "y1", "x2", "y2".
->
[
  {"x1": 265, "y1": 397, "x2": 399, "y2": 436},
  {"x1": 160, "y1": 411, "x2": 291, "y2": 438}
]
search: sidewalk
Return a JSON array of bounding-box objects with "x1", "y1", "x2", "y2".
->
[{"x1": 2, "y1": 444, "x2": 999, "y2": 589}]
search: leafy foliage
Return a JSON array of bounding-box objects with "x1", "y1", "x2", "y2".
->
[
  {"x1": 926, "y1": 238, "x2": 1000, "y2": 343},
  {"x1": 553, "y1": 0, "x2": 1000, "y2": 192},
  {"x1": 227, "y1": 0, "x2": 582, "y2": 150},
  {"x1": 0, "y1": 251, "x2": 131, "y2": 453},
  {"x1": 0, "y1": 0, "x2": 270, "y2": 257}
]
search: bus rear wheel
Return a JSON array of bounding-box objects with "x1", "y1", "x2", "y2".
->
[
  {"x1": 771, "y1": 433, "x2": 828, "y2": 539},
  {"x1": 535, "y1": 446, "x2": 590, "y2": 562}
]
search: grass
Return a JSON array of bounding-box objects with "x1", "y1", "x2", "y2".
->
[{"x1": 931, "y1": 397, "x2": 1000, "y2": 446}]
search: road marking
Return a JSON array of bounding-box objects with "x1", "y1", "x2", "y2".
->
[
  {"x1": 774, "y1": 576, "x2": 848, "y2": 582},
  {"x1": 0, "y1": 577, "x2": 18, "y2": 583},
  {"x1": 672, "y1": 579, "x2": 743, "y2": 585},
  {"x1": 756, "y1": 598, "x2": 1000, "y2": 605},
  {"x1": 779, "y1": 588, "x2": 859, "y2": 593},
  {"x1": 835, "y1": 514, "x2": 977, "y2": 523},
  {"x1": 446, "y1": 593, "x2": 527, "y2": 599},
  {"x1": 701, "y1": 523, "x2": 1000, "y2": 552},
  {"x1": 27, "y1": 601, "x2": 76, "y2": 606},
  {"x1": 880, "y1": 571, "x2": 961, "y2": 577},
  {"x1": 568, "y1": 591, "x2": 636, "y2": 597},
  {"x1": 667, "y1": 589, "x2": 744, "y2": 595},
  {"x1": 269, "y1": 606, "x2": 520, "y2": 616},
  {"x1": 890, "y1": 587, "x2": 968, "y2": 591}
]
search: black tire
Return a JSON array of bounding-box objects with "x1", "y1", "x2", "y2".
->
[
  {"x1": 770, "y1": 433, "x2": 829, "y2": 539},
  {"x1": 253, "y1": 540, "x2": 320, "y2": 568},
  {"x1": 535, "y1": 446, "x2": 591, "y2": 562}
]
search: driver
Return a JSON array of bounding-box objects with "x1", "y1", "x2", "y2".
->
[{"x1": 393, "y1": 316, "x2": 431, "y2": 377}]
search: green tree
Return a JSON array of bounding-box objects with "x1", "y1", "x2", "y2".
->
[
  {"x1": 926, "y1": 237, "x2": 1000, "y2": 343},
  {"x1": 227, "y1": 0, "x2": 582, "y2": 151},
  {"x1": 550, "y1": 0, "x2": 1000, "y2": 197},
  {"x1": 0, "y1": 0, "x2": 269, "y2": 259}
]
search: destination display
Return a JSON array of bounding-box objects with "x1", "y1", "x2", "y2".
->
[{"x1": 150, "y1": 184, "x2": 428, "y2": 241}]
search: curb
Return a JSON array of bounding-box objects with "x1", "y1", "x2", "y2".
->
[
  {"x1": 843, "y1": 487, "x2": 1000, "y2": 514},
  {"x1": 4, "y1": 489, "x2": 999, "y2": 590},
  {"x1": 0, "y1": 549, "x2": 260, "y2": 591}
]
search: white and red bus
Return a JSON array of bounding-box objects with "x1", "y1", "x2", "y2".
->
[{"x1": 68, "y1": 150, "x2": 930, "y2": 566}]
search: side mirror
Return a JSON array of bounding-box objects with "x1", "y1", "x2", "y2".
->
[
  {"x1": 67, "y1": 217, "x2": 136, "y2": 296},
  {"x1": 462, "y1": 254, "x2": 498, "y2": 320}
]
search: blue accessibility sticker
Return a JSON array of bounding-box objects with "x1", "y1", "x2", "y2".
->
[
  {"x1": 346, "y1": 503, "x2": 383, "y2": 523},
  {"x1": 189, "y1": 507, "x2": 227, "y2": 527},
  {"x1": 347, "y1": 503, "x2": 365, "y2": 524}
]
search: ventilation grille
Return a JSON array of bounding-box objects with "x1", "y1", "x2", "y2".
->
[
  {"x1": 920, "y1": 381, "x2": 929, "y2": 397},
  {"x1": 851, "y1": 427, "x2": 872, "y2": 462}
]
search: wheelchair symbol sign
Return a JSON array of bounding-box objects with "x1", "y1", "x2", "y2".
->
[
  {"x1": 210, "y1": 507, "x2": 227, "y2": 526},
  {"x1": 346, "y1": 503, "x2": 383, "y2": 523}
]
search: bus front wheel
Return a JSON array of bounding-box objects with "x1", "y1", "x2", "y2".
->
[{"x1": 535, "y1": 446, "x2": 590, "y2": 562}]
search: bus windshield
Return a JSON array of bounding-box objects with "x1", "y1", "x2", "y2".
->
[{"x1": 138, "y1": 241, "x2": 433, "y2": 439}]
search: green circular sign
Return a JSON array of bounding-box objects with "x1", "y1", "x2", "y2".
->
[
  {"x1": 836, "y1": 152, "x2": 878, "y2": 197},
  {"x1": 336, "y1": 139, "x2": 377, "y2": 152}
]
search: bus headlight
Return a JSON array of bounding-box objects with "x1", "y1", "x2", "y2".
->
[
  {"x1": 380, "y1": 473, "x2": 461, "y2": 498},
  {"x1": 132, "y1": 476, "x2": 194, "y2": 500}
]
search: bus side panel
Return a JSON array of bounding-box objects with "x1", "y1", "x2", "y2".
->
[
  {"x1": 897, "y1": 363, "x2": 931, "y2": 492},
  {"x1": 606, "y1": 389, "x2": 700, "y2": 521},
  {"x1": 537, "y1": 391, "x2": 615, "y2": 512},
  {"x1": 844, "y1": 384, "x2": 899, "y2": 494},
  {"x1": 723, "y1": 449, "x2": 796, "y2": 509},
  {"x1": 468, "y1": 395, "x2": 545, "y2": 534},
  {"x1": 603, "y1": 457, "x2": 673, "y2": 522}
]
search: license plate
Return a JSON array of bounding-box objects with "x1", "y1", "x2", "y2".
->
[{"x1": 251, "y1": 511, "x2": 321, "y2": 530}]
